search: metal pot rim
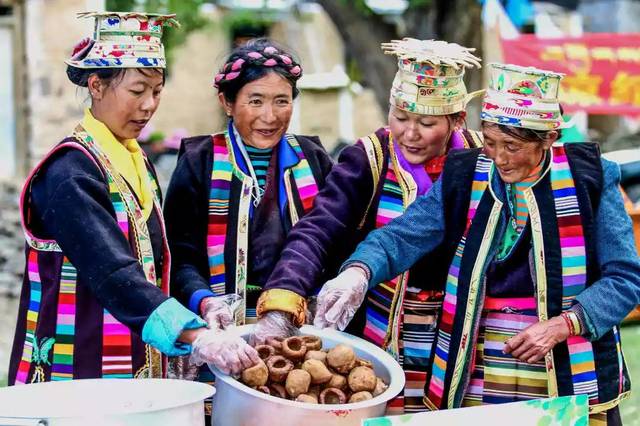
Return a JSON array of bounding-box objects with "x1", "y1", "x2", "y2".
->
[{"x1": 210, "y1": 325, "x2": 405, "y2": 411}]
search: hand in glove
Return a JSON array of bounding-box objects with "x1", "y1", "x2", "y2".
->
[
  {"x1": 200, "y1": 296, "x2": 236, "y2": 330},
  {"x1": 251, "y1": 311, "x2": 298, "y2": 346},
  {"x1": 190, "y1": 327, "x2": 260, "y2": 376},
  {"x1": 313, "y1": 266, "x2": 369, "y2": 330}
]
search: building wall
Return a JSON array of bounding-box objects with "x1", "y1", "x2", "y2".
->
[{"x1": 26, "y1": 0, "x2": 104, "y2": 166}]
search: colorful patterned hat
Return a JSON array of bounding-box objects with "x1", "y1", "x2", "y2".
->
[
  {"x1": 482, "y1": 63, "x2": 570, "y2": 131},
  {"x1": 65, "y1": 12, "x2": 179, "y2": 69},
  {"x1": 382, "y1": 38, "x2": 483, "y2": 116}
]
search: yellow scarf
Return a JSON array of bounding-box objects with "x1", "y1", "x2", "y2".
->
[{"x1": 81, "y1": 108, "x2": 154, "y2": 220}]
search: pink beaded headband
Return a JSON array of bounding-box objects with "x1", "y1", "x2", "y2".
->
[{"x1": 213, "y1": 45, "x2": 302, "y2": 89}]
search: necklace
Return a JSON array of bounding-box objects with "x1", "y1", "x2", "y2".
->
[{"x1": 231, "y1": 124, "x2": 266, "y2": 208}]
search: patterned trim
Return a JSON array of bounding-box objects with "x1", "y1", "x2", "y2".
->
[
  {"x1": 206, "y1": 133, "x2": 320, "y2": 323},
  {"x1": 426, "y1": 154, "x2": 493, "y2": 407},
  {"x1": 14, "y1": 249, "x2": 42, "y2": 384},
  {"x1": 357, "y1": 133, "x2": 384, "y2": 229},
  {"x1": 50, "y1": 257, "x2": 77, "y2": 381},
  {"x1": 287, "y1": 135, "x2": 319, "y2": 215},
  {"x1": 550, "y1": 145, "x2": 598, "y2": 404}
]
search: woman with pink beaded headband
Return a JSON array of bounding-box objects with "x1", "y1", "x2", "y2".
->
[{"x1": 164, "y1": 38, "x2": 332, "y2": 420}]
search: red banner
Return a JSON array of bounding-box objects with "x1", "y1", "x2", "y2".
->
[{"x1": 500, "y1": 34, "x2": 640, "y2": 115}]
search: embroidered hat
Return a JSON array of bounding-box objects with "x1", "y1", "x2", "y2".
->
[
  {"x1": 65, "y1": 11, "x2": 179, "y2": 69},
  {"x1": 382, "y1": 38, "x2": 483, "y2": 115},
  {"x1": 482, "y1": 63, "x2": 570, "y2": 131}
]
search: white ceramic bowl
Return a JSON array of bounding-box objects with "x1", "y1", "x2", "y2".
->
[
  {"x1": 0, "y1": 378, "x2": 214, "y2": 426},
  {"x1": 210, "y1": 325, "x2": 405, "y2": 426}
]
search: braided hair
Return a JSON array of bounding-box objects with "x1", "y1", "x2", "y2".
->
[{"x1": 214, "y1": 38, "x2": 302, "y2": 103}]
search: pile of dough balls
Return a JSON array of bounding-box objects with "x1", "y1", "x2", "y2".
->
[{"x1": 238, "y1": 335, "x2": 388, "y2": 404}]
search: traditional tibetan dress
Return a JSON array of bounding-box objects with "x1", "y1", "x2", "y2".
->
[
  {"x1": 346, "y1": 144, "x2": 635, "y2": 425},
  {"x1": 264, "y1": 126, "x2": 483, "y2": 413},
  {"x1": 9, "y1": 110, "x2": 204, "y2": 385},
  {"x1": 164, "y1": 122, "x2": 333, "y2": 415}
]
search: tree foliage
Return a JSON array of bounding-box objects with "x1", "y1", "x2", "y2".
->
[
  {"x1": 105, "y1": 0, "x2": 209, "y2": 66},
  {"x1": 320, "y1": 0, "x2": 483, "y2": 110}
]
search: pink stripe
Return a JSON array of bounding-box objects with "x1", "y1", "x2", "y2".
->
[
  {"x1": 207, "y1": 245, "x2": 224, "y2": 257},
  {"x1": 15, "y1": 371, "x2": 28, "y2": 384},
  {"x1": 28, "y1": 271, "x2": 41, "y2": 282},
  {"x1": 28, "y1": 262, "x2": 39, "y2": 273},
  {"x1": 554, "y1": 154, "x2": 568, "y2": 163},
  {"x1": 560, "y1": 236, "x2": 584, "y2": 247},
  {"x1": 207, "y1": 235, "x2": 225, "y2": 245},
  {"x1": 567, "y1": 337, "x2": 592, "y2": 352},
  {"x1": 57, "y1": 304, "x2": 76, "y2": 314},
  {"x1": 562, "y1": 246, "x2": 585, "y2": 257},
  {"x1": 213, "y1": 145, "x2": 229, "y2": 154},
  {"x1": 103, "y1": 323, "x2": 129, "y2": 334},
  {"x1": 56, "y1": 314, "x2": 75, "y2": 325},
  {"x1": 363, "y1": 326, "x2": 385, "y2": 341},
  {"x1": 429, "y1": 377, "x2": 444, "y2": 393},
  {"x1": 297, "y1": 185, "x2": 318, "y2": 198}
]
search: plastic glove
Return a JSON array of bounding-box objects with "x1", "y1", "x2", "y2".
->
[
  {"x1": 200, "y1": 294, "x2": 240, "y2": 331},
  {"x1": 251, "y1": 311, "x2": 298, "y2": 346},
  {"x1": 313, "y1": 267, "x2": 368, "y2": 330},
  {"x1": 190, "y1": 327, "x2": 260, "y2": 376}
]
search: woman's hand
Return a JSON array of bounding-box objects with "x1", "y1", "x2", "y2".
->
[
  {"x1": 190, "y1": 327, "x2": 260, "y2": 376},
  {"x1": 251, "y1": 311, "x2": 297, "y2": 345},
  {"x1": 313, "y1": 267, "x2": 368, "y2": 330},
  {"x1": 503, "y1": 316, "x2": 570, "y2": 364}
]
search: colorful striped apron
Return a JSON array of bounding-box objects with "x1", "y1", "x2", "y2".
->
[
  {"x1": 14, "y1": 128, "x2": 165, "y2": 384},
  {"x1": 427, "y1": 146, "x2": 604, "y2": 415}
]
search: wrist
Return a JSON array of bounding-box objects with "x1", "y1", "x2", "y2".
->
[
  {"x1": 179, "y1": 327, "x2": 206, "y2": 345},
  {"x1": 199, "y1": 296, "x2": 215, "y2": 316},
  {"x1": 558, "y1": 312, "x2": 578, "y2": 338}
]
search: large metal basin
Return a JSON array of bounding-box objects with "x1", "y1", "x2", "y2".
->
[
  {"x1": 0, "y1": 378, "x2": 214, "y2": 425},
  {"x1": 210, "y1": 325, "x2": 405, "y2": 426}
]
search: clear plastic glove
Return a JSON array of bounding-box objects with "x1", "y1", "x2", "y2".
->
[
  {"x1": 313, "y1": 267, "x2": 368, "y2": 330},
  {"x1": 251, "y1": 311, "x2": 298, "y2": 346},
  {"x1": 200, "y1": 294, "x2": 241, "y2": 331},
  {"x1": 190, "y1": 327, "x2": 260, "y2": 376}
]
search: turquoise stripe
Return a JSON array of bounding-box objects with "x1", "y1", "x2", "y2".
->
[
  {"x1": 209, "y1": 253, "x2": 224, "y2": 265},
  {"x1": 563, "y1": 255, "x2": 587, "y2": 267},
  {"x1": 569, "y1": 350, "x2": 595, "y2": 364},
  {"x1": 55, "y1": 324, "x2": 75, "y2": 335},
  {"x1": 378, "y1": 199, "x2": 403, "y2": 212}
]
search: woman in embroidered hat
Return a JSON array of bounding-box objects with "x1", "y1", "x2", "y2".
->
[
  {"x1": 8, "y1": 11, "x2": 260, "y2": 386},
  {"x1": 312, "y1": 62, "x2": 640, "y2": 423},
  {"x1": 253, "y1": 38, "x2": 483, "y2": 414},
  {"x1": 162, "y1": 37, "x2": 333, "y2": 413}
]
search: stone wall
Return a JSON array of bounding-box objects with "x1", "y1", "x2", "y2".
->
[{"x1": 26, "y1": 0, "x2": 104, "y2": 166}]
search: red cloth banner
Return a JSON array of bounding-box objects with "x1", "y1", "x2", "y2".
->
[{"x1": 500, "y1": 34, "x2": 640, "y2": 115}]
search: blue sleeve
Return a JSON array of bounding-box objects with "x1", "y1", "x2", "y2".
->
[
  {"x1": 344, "y1": 178, "x2": 446, "y2": 287},
  {"x1": 575, "y1": 159, "x2": 640, "y2": 340},
  {"x1": 141, "y1": 297, "x2": 207, "y2": 356}
]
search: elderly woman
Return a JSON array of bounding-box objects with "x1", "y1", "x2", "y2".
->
[
  {"x1": 254, "y1": 39, "x2": 483, "y2": 413},
  {"x1": 163, "y1": 37, "x2": 333, "y2": 414},
  {"x1": 8, "y1": 12, "x2": 249, "y2": 386},
  {"x1": 313, "y1": 63, "x2": 640, "y2": 424}
]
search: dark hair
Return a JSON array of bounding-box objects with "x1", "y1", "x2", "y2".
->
[
  {"x1": 66, "y1": 66, "x2": 165, "y2": 89},
  {"x1": 215, "y1": 37, "x2": 302, "y2": 103},
  {"x1": 482, "y1": 121, "x2": 562, "y2": 142}
]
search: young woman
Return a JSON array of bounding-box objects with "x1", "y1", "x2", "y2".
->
[
  {"x1": 8, "y1": 12, "x2": 257, "y2": 386},
  {"x1": 256, "y1": 39, "x2": 484, "y2": 413},
  {"x1": 315, "y1": 63, "x2": 640, "y2": 424}
]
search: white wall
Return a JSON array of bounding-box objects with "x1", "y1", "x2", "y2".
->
[{"x1": 0, "y1": 22, "x2": 15, "y2": 178}]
